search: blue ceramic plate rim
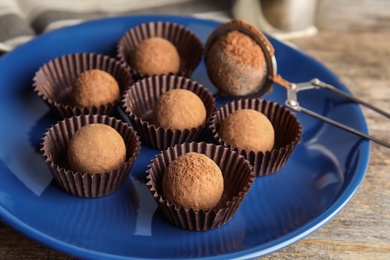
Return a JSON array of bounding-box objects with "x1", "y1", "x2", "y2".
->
[{"x1": 0, "y1": 14, "x2": 370, "y2": 259}]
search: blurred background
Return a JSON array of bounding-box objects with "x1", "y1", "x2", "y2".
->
[{"x1": 1, "y1": 0, "x2": 389, "y2": 51}]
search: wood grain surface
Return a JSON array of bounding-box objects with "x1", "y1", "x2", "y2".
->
[{"x1": 1, "y1": 0, "x2": 389, "y2": 259}]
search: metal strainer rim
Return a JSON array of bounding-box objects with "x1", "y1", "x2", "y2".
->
[{"x1": 204, "y1": 23, "x2": 277, "y2": 98}]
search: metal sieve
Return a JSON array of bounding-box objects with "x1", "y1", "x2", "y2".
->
[{"x1": 205, "y1": 23, "x2": 390, "y2": 148}]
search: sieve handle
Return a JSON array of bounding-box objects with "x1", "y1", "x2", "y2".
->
[
  {"x1": 284, "y1": 79, "x2": 390, "y2": 149},
  {"x1": 311, "y1": 79, "x2": 390, "y2": 118}
]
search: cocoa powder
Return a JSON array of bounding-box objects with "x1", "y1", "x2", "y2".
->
[
  {"x1": 228, "y1": 19, "x2": 275, "y2": 56},
  {"x1": 219, "y1": 109, "x2": 275, "y2": 153},
  {"x1": 205, "y1": 19, "x2": 273, "y2": 97},
  {"x1": 67, "y1": 124, "x2": 126, "y2": 173},
  {"x1": 71, "y1": 69, "x2": 120, "y2": 107},
  {"x1": 131, "y1": 37, "x2": 180, "y2": 76},
  {"x1": 162, "y1": 152, "x2": 224, "y2": 211},
  {"x1": 219, "y1": 30, "x2": 265, "y2": 68},
  {"x1": 152, "y1": 89, "x2": 206, "y2": 131}
]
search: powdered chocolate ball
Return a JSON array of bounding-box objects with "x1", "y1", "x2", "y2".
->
[
  {"x1": 152, "y1": 89, "x2": 206, "y2": 131},
  {"x1": 219, "y1": 109, "x2": 274, "y2": 153},
  {"x1": 67, "y1": 124, "x2": 126, "y2": 173},
  {"x1": 131, "y1": 37, "x2": 180, "y2": 76},
  {"x1": 206, "y1": 21, "x2": 266, "y2": 97},
  {"x1": 71, "y1": 69, "x2": 120, "y2": 108},
  {"x1": 162, "y1": 152, "x2": 224, "y2": 211}
]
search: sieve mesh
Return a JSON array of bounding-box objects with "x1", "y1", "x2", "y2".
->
[
  {"x1": 205, "y1": 20, "x2": 277, "y2": 98},
  {"x1": 206, "y1": 39, "x2": 267, "y2": 97}
]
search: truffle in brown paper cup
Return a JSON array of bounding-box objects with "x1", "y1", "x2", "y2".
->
[
  {"x1": 146, "y1": 142, "x2": 254, "y2": 231},
  {"x1": 122, "y1": 75, "x2": 215, "y2": 150},
  {"x1": 210, "y1": 98, "x2": 302, "y2": 176},
  {"x1": 33, "y1": 53, "x2": 133, "y2": 118},
  {"x1": 117, "y1": 21, "x2": 202, "y2": 79},
  {"x1": 41, "y1": 114, "x2": 141, "y2": 198}
]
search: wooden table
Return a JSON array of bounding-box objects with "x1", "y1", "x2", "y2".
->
[{"x1": 1, "y1": 0, "x2": 389, "y2": 259}]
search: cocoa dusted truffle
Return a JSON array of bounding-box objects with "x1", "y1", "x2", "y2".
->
[
  {"x1": 205, "y1": 20, "x2": 267, "y2": 97},
  {"x1": 71, "y1": 69, "x2": 120, "y2": 108},
  {"x1": 162, "y1": 152, "x2": 224, "y2": 211},
  {"x1": 152, "y1": 89, "x2": 206, "y2": 131},
  {"x1": 131, "y1": 37, "x2": 180, "y2": 76},
  {"x1": 219, "y1": 109, "x2": 274, "y2": 153},
  {"x1": 67, "y1": 123, "x2": 126, "y2": 173}
]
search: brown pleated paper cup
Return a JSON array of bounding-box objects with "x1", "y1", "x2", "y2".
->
[
  {"x1": 122, "y1": 75, "x2": 215, "y2": 150},
  {"x1": 117, "y1": 21, "x2": 203, "y2": 79},
  {"x1": 33, "y1": 53, "x2": 133, "y2": 118},
  {"x1": 146, "y1": 142, "x2": 254, "y2": 231},
  {"x1": 41, "y1": 114, "x2": 141, "y2": 198},
  {"x1": 210, "y1": 99, "x2": 302, "y2": 176}
]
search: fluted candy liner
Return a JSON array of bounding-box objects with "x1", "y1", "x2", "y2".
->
[
  {"x1": 210, "y1": 99, "x2": 302, "y2": 176},
  {"x1": 146, "y1": 142, "x2": 254, "y2": 231},
  {"x1": 41, "y1": 114, "x2": 141, "y2": 198},
  {"x1": 117, "y1": 21, "x2": 203, "y2": 79},
  {"x1": 33, "y1": 53, "x2": 133, "y2": 118},
  {"x1": 122, "y1": 75, "x2": 215, "y2": 150}
]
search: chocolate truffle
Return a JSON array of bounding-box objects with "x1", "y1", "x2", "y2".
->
[
  {"x1": 71, "y1": 69, "x2": 120, "y2": 108},
  {"x1": 152, "y1": 89, "x2": 206, "y2": 131},
  {"x1": 162, "y1": 152, "x2": 224, "y2": 211},
  {"x1": 67, "y1": 123, "x2": 126, "y2": 173},
  {"x1": 219, "y1": 109, "x2": 274, "y2": 153},
  {"x1": 131, "y1": 37, "x2": 180, "y2": 76},
  {"x1": 206, "y1": 21, "x2": 266, "y2": 97}
]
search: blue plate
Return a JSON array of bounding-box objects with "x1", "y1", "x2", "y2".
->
[{"x1": 0, "y1": 15, "x2": 370, "y2": 259}]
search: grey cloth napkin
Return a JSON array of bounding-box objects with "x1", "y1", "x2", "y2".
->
[{"x1": 0, "y1": 0, "x2": 231, "y2": 52}]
